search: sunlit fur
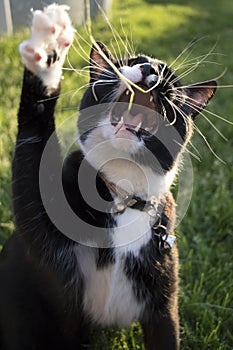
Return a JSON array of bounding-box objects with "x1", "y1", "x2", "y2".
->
[{"x1": 0, "y1": 5, "x2": 221, "y2": 350}]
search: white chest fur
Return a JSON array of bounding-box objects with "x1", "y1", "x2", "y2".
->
[{"x1": 75, "y1": 209, "x2": 152, "y2": 327}]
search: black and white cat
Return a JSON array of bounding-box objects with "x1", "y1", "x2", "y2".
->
[{"x1": 0, "y1": 4, "x2": 217, "y2": 350}]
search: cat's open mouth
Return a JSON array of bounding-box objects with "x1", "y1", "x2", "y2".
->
[{"x1": 110, "y1": 84, "x2": 159, "y2": 140}]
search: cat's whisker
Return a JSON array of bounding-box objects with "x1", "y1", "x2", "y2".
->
[
  {"x1": 175, "y1": 90, "x2": 233, "y2": 125},
  {"x1": 109, "y1": 39, "x2": 123, "y2": 69},
  {"x1": 163, "y1": 102, "x2": 191, "y2": 159},
  {"x1": 193, "y1": 124, "x2": 225, "y2": 164},
  {"x1": 200, "y1": 108, "x2": 233, "y2": 125},
  {"x1": 89, "y1": 68, "x2": 117, "y2": 80},
  {"x1": 74, "y1": 28, "x2": 98, "y2": 52},
  {"x1": 173, "y1": 140, "x2": 201, "y2": 162},
  {"x1": 96, "y1": 1, "x2": 132, "y2": 62},
  {"x1": 90, "y1": 79, "x2": 119, "y2": 102},
  {"x1": 91, "y1": 80, "x2": 99, "y2": 101},
  {"x1": 66, "y1": 52, "x2": 114, "y2": 83},
  {"x1": 73, "y1": 34, "x2": 118, "y2": 77},
  {"x1": 93, "y1": 5, "x2": 125, "y2": 67},
  {"x1": 120, "y1": 19, "x2": 136, "y2": 58},
  {"x1": 72, "y1": 38, "x2": 118, "y2": 81},
  {"x1": 160, "y1": 100, "x2": 168, "y2": 121},
  {"x1": 62, "y1": 67, "x2": 89, "y2": 79},
  {"x1": 174, "y1": 60, "x2": 222, "y2": 72},
  {"x1": 174, "y1": 53, "x2": 224, "y2": 71},
  {"x1": 168, "y1": 36, "x2": 208, "y2": 70},
  {"x1": 189, "y1": 140, "x2": 201, "y2": 158},
  {"x1": 175, "y1": 95, "x2": 228, "y2": 141},
  {"x1": 160, "y1": 98, "x2": 206, "y2": 163},
  {"x1": 71, "y1": 38, "x2": 93, "y2": 66},
  {"x1": 65, "y1": 65, "x2": 115, "y2": 80},
  {"x1": 167, "y1": 41, "x2": 218, "y2": 86},
  {"x1": 174, "y1": 52, "x2": 225, "y2": 70},
  {"x1": 168, "y1": 94, "x2": 225, "y2": 163},
  {"x1": 164, "y1": 98, "x2": 222, "y2": 164},
  {"x1": 98, "y1": 87, "x2": 119, "y2": 104},
  {"x1": 164, "y1": 96, "x2": 177, "y2": 125},
  {"x1": 163, "y1": 37, "x2": 209, "y2": 84},
  {"x1": 164, "y1": 97, "x2": 189, "y2": 131},
  {"x1": 70, "y1": 83, "x2": 91, "y2": 103},
  {"x1": 168, "y1": 47, "x2": 198, "y2": 79},
  {"x1": 172, "y1": 82, "x2": 233, "y2": 91},
  {"x1": 75, "y1": 28, "x2": 151, "y2": 104},
  {"x1": 171, "y1": 61, "x2": 204, "y2": 84},
  {"x1": 171, "y1": 43, "x2": 218, "y2": 85},
  {"x1": 63, "y1": 57, "x2": 90, "y2": 79},
  {"x1": 36, "y1": 88, "x2": 85, "y2": 104}
]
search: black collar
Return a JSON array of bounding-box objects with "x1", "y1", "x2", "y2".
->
[{"x1": 99, "y1": 173, "x2": 176, "y2": 255}]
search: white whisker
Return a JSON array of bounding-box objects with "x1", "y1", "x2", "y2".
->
[
  {"x1": 189, "y1": 140, "x2": 201, "y2": 158},
  {"x1": 120, "y1": 19, "x2": 136, "y2": 57},
  {"x1": 96, "y1": 1, "x2": 132, "y2": 60},
  {"x1": 164, "y1": 96, "x2": 177, "y2": 125},
  {"x1": 194, "y1": 124, "x2": 225, "y2": 164},
  {"x1": 175, "y1": 95, "x2": 228, "y2": 141},
  {"x1": 171, "y1": 42, "x2": 218, "y2": 85},
  {"x1": 174, "y1": 140, "x2": 201, "y2": 162},
  {"x1": 168, "y1": 37, "x2": 209, "y2": 70}
]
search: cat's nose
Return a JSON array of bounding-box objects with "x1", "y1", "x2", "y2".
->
[{"x1": 140, "y1": 63, "x2": 156, "y2": 79}]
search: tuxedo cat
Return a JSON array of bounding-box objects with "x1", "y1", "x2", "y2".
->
[{"x1": 0, "y1": 4, "x2": 217, "y2": 350}]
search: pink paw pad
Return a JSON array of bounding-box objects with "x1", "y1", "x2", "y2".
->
[{"x1": 35, "y1": 52, "x2": 42, "y2": 61}]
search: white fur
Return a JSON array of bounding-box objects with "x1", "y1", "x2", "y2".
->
[
  {"x1": 75, "y1": 50, "x2": 178, "y2": 328},
  {"x1": 78, "y1": 119, "x2": 176, "y2": 200},
  {"x1": 19, "y1": 4, "x2": 74, "y2": 92},
  {"x1": 118, "y1": 65, "x2": 143, "y2": 94},
  {"x1": 120, "y1": 65, "x2": 143, "y2": 84},
  {"x1": 112, "y1": 208, "x2": 152, "y2": 250},
  {"x1": 76, "y1": 246, "x2": 144, "y2": 326}
]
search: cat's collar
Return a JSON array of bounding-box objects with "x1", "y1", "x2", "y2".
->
[
  {"x1": 99, "y1": 173, "x2": 176, "y2": 254},
  {"x1": 99, "y1": 172, "x2": 160, "y2": 215}
]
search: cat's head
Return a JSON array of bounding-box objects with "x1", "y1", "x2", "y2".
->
[{"x1": 78, "y1": 42, "x2": 216, "y2": 190}]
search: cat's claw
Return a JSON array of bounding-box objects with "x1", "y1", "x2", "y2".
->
[{"x1": 19, "y1": 4, "x2": 75, "y2": 92}]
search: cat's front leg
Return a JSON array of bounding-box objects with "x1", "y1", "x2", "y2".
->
[
  {"x1": 19, "y1": 3, "x2": 74, "y2": 93},
  {"x1": 13, "y1": 4, "x2": 74, "y2": 240}
]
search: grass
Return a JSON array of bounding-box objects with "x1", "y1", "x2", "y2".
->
[{"x1": 0, "y1": 0, "x2": 233, "y2": 349}]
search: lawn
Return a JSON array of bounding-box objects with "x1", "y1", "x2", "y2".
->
[{"x1": 0, "y1": 0, "x2": 233, "y2": 349}]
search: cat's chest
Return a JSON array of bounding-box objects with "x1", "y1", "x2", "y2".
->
[{"x1": 76, "y1": 209, "x2": 152, "y2": 327}]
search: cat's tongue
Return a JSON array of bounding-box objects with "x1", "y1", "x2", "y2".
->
[
  {"x1": 113, "y1": 83, "x2": 159, "y2": 139},
  {"x1": 114, "y1": 113, "x2": 143, "y2": 140},
  {"x1": 124, "y1": 112, "x2": 143, "y2": 128}
]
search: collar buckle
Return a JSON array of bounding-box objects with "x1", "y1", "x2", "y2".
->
[
  {"x1": 114, "y1": 194, "x2": 136, "y2": 214},
  {"x1": 152, "y1": 221, "x2": 176, "y2": 255}
]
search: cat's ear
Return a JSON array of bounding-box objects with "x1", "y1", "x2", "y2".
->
[
  {"x1": 90, "y1": 42, "x2": 113, "y2": 81},
  {"x1": 186, "y1": 80, "x2": 217, "y2": 119}
]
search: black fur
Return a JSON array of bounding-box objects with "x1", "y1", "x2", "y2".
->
[{"x1": 0, "y1": 39, "x2": 216, "y2": 350}]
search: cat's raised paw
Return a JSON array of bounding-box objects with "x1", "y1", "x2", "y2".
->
[{"x1": 19, "y1": 4, "x2": 75, "y2": 91}]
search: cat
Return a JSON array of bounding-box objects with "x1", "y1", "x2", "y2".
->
[{"x1": 0, "y1": 4, "x2": 217, "y2": 350}]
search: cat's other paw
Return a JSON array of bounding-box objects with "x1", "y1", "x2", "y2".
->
[{"x1": 19, "y1": 4, "x2": 75, "y2": 92}]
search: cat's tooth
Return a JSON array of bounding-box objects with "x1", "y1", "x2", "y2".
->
[
  {"x1": 125, "y1": 90, "x2": 129, "y2": 96},
  {"x1": 150, "y1": 95, "x2": 154, "y2": 102},
  {"x1": 119, "y1": 116, "x2": 124, "y2": 127},
  {"x1": 114, "y1": 116, "x2": 124, "y2": 135},
  {"x1": 135, "y1": 121, "x2": 142, "y2": 133}
]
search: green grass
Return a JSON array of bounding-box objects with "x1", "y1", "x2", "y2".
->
[{"x1": 0, "y1": 0, "x2": 233, "y2": 349}]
